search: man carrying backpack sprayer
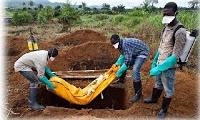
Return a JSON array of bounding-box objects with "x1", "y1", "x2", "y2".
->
[
  {"x1": 110, "y1": 34, "x2": 149, "y2": 103},
  {"x1": 14, "y1": 48, "x2": 58, "y2": 111},
  {"x1": 144, "y1": 2, "x2": 198, "y2": 118}
]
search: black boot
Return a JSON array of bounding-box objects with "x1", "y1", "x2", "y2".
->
[
  {"x1": 144, "y1": 88, "x2": 163, "y2": 104},
  {"x1": 29, "y1": 87, "x2": 45, "y2": 111},
  {"x1": 130, "y1": 81, "x2": 142, "y2": 103},
  {"x1": 157, "y1": 97, "x2": 172, "y2": 118}
]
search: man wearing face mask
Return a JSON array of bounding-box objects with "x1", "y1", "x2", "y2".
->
[
  {"x1": 110, "y1": 34, "x2": 149, "y2": 103},
  {"x1": 144, "y1": 2, "x2": 186, "y2": 118},
  {"x1": 14, "y1": 48, "x2": 58, "y2": 110}
]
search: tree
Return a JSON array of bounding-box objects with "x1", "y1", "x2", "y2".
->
[
  {"x1": 101, "y1": 3, "x2": 110, "y2": 11},
  {"x1": 112, "y1": 4, "x2": 125, "y2": 13},
  {"x1": 38, "y1": 4, "x2": 44, "y2": 10},
  {"x1": 22, "y1": 2, "x2": 27, "y2": 10},
  {"x1": 12, "y1": 11, "x2": 33, "y2": 25},
  {"x1": 59, "y1": 4, "x2": 80, "y2": 32},
  {"x1": 22, "y1": 2, "x2": 26, "y2": 7},
  {"x1": 54, "y1": 5, "x2": 61, "y2": 17},
  {"x1": 29, "y1": 0, "x2": 34, "y2": 9},
  {"x1": 78, "y1": 5, "x2": 82, "y2": 9},
  {"x1": 117, "y1": 4, "x2": 125, "y2": 13},
  {"x1": 188, "y1": 0, "x2": 200, "y2": 9},
  {"x1": 81, "y1": 2, "x2": 86, "y2": 9},
  {"x1": 55, "y1": 5, "x2": 61, "y2": 10},
  {"x1": 37, "y1": 6, "x2": 54, "y2": 24},
  {"x1": 101, "y1": 3, "x2": 111, "y2": 14},
  {"x1": 142, "y1": 0, "x2": 158, "y2": 11},
  {"x1": 92, "y1": 7, "x2": 99, "y2": 14},
  {"x1": 112, "y1": 6, "x2": 118, "y2": 12}
]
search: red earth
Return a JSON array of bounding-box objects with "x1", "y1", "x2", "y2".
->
[{"x1": 7, "y1": 29, "x2": 198, "y2": 119}]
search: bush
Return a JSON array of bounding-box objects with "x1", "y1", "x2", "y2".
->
[
  {"x1": 177, "y1": 10, "x2": 199, "y2": 29},
  {"x1": 93, "y1": 14, "x2": 109, "y2": 21},
  {"x1": 147, "y1": 14, "x2": 163, "y2": 30},
  {"x1": 127, "y1": 9, "x2": 149, "y2": 17},
  {"x1": 123, "y1": 17, "x2": 144, "y2": 28},
  {"x1": 59, "y1": 4, "x2": 80, "y2": 25},
  {"x1": 37, "y1": 6, "x2": 54, "y2": 24},
  {"x1": 112, "y1": 15, "x2": 126, "y2": 24},
  {"x1": 12, "y1": 10, "x2": 33, "y2": 25}
]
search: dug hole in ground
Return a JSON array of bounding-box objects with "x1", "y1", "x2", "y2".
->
[{"x1": 7, "y1": 30, "x2": 198, "y2": 119}]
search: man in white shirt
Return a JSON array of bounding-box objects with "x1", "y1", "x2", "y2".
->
[{"x1": 14, "y1": 48, "x2": 58, "y2": 111}]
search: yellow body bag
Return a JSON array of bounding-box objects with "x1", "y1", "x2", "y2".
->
[{"x1": 48, "y1": 65, "x2": 120, "y2": 105}]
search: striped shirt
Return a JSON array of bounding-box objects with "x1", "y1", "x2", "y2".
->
[{"x1": 119, "y1": 38, "x2": 149, "y2": 66}]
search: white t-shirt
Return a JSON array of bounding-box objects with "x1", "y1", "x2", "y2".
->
[{"x1": 14, "y1": 50, "x2": 48, "y2": 77}]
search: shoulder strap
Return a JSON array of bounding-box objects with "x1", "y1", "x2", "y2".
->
[
  {"x1": 172, "y1": 24, "x2": 184, "y2": 45},
  {"x1": 161, "y1": 26, "x2": 166, "y2": 35}
]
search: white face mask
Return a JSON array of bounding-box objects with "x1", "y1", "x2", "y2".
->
[
  {"x1": 113, "y1": 42, "x2": 119, "y2": 49},
  {"x1": 50, "y1": 57, "x2": 55, "y2": 61},
  {"x1": 162, "y1": 16, "x2": 175, "y2": 24}
]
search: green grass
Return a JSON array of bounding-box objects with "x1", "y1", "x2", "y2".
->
[
  {"x1": 5, "y1": 11, "x2": 14, "y2": 17},
  {"x1": 177, "y1": 10, "x2": 199, "y2": 30},
  {"x1": 78, "y1": 10, "x2": 198, "y2": 32}
]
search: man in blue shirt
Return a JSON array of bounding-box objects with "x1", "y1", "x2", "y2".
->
[{"x1": 110, "y1": 34, "x2": 149, "y2": 103}]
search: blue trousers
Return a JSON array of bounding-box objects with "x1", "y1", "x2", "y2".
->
[
  {"x1": 154, "y1": 68, "x2": 176, "y2": 97},
  {"x1": 130, "y1": 57, "x2": 146, "y2": 82},
  {"x1": 19, "y1": 71, "x2": 39, "y2": 88}
]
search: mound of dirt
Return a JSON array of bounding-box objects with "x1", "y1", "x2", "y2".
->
[
  {"x1": 7, "y1": 36, "x2": 28, "y2": 56},
  {"x1": 6, "y1": 36, "x2": 58, "y2": 57},
  {"x1": 54, "y1": 29, "x2": 107, "y2": 46},
  {"x1": 50, "y1": 41, "x2": 119, "y2": 71}
]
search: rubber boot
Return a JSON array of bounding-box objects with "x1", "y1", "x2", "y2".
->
[
  {"x1": 144, "y1": 88, "x2": 163, "y2": 104},
  {"x1": 29, "y1": 87, "x2": 45, "y2": 111},
  {"x1": 130, "y1": 81, "x2": 142, "y2": 103},
  {"x1": 157, "y1": 97, "x2": 172, "y2": 118}
]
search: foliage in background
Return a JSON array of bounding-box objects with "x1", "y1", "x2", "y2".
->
[
  {"x1": 58, "y1": 4, "x2": 80, "y2": 32},
  {"x1": 37, "y1": 6, "x2": 54, "y2": 24},
  {"x1": 12, "y1": 10, "x2": 33, "y2": 25},
  {"x1": 177, "y1": 10, "x2": 199, "y2": 29},
  {"x1": 59, "y1": 4, "x2": 80, "y2": 24}
]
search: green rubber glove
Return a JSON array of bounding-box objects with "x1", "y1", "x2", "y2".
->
[
  {"x1": 116, "y1": 63, "x2": 128, "y2": 78},
  {"x1": 115, "y1": 54, "x2": 125, "y2": 66},
  {"x1": 151, "y1": 51, "x2": 160, "y2": 69},
  {"x1": 150, "y1": 67, "x2": 160, "y2": 76},
  {"x1": 39, "y1": 76, "x2": 55, "y2": 90},
  {"x1": 150, "y1": 55, "x2": 177, "y2": 77},
  {"x1": 45, "y1": 66, "x2": 56, "y2": 78}
]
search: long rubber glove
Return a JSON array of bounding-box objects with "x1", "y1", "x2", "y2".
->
[
  {"x1": 45, "y1": 66, "x2": 56, "y2": 78},
  {"x1": 115, "y1": 54, "x2": 125, "y2": 66},
  {"x1": 150, "y1": 55, "x2": 177, "y2": 76},
  {"x1": 39, "y1": 76, "x2": 55, "y2": 90},
  {"x1": 116, "y1": 63, "x2": 128, "y2": 78},
  {"x1": 151, "y1": 51, "x2": 160, "y2": 69}
]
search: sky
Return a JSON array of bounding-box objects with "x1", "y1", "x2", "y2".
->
[{"x1": 48, "y1": 0, "x2": 192, "y2": 8}]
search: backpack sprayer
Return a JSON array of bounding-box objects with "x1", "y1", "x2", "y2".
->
[
  {"x1": 163, "y1": 25, "x2": 199, "y2": 69},
  {"x1": 179, "y1": 29, "x2": 199, "y2": 64}
]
